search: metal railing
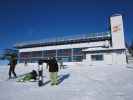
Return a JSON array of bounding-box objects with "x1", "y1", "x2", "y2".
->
[{"x1": 14, "y1": 32, "x2": 111, "y2": 47}]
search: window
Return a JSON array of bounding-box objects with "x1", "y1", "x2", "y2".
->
[
  {"x1": 43, "y1": 50, "x2": 56, "y2": 57},
  {"x1": 57, "y1": 57, "x2": 72, "y2": 62},
  {"x1": 57, "y1": 49, "x2": 71, "y2": 56},
  {"x1": 91, "y1": 55, "x2": 103, "y2": 61},
  {"x1": 73, "y1": 48, "x2": 82, "y2": 56},
  {"x1": 31, "y1": 58, "x2": 42, "y2": 63},
  {"x1": 73, "y1": 56, "x2": 82, "y2": 62},
  {"x1": 31, "y1": 51, "x2": 42, "y2": 57},
  {"x1": 116, "y1": 50, "x2": 122, "y2": 54},
  {"x1": 19, "y1": 52, "x2": 31, "y2": 59},
  {"x1": 19, "y1": 59, "x2": 31, "y2": 63}
]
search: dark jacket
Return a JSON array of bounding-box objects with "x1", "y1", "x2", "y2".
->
[
  {"x1": 9, "y1": 58, "x2": 17, "y2": 66},
  {"x1": 43, "y1": 59, "x2": 58, "y2": 72}
]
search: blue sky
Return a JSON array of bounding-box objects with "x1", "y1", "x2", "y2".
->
[{"x1": 0, "y1": 0, "x2": 133, "y2": 51}]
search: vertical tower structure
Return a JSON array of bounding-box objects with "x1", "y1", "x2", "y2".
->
[{"x1": 110, "y1": 14, "x2": 125, "y2": 49}]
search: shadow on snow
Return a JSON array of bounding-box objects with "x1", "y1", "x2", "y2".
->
[{"x1": 58, "y1": 73, "x2": 70, "y2": 84}]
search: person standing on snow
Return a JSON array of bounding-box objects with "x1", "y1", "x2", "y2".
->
[
  {"x1": 49, "y1": 57, "x2": 59, "y2": 85},
  {"x1": 42, "y1": 57, "x2": 59, "y2": 85},
  {"x1": 8, "y1": 55, "x2": 17, "y2": 79}
]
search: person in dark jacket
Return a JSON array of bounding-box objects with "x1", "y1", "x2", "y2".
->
[
  {"x1": 8, "y1": 56, "x2": 17, "y2": 79},
  {"x1": 43, "y1": 57, "x2": 59, "y2": 85}
]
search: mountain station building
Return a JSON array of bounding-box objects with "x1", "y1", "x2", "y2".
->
[{"x1": 15, "y1": 14, "x2": 127, "y2": 65}]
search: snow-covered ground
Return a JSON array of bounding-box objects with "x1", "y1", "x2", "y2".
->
[{"x1": 0, "y1": 63, "x2": 133, "y2": 100}]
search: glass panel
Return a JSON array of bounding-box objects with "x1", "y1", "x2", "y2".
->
[
  {"x1": 31, "y1": 51, "x2": 42, "y2": 57},
  {"x1": 31, "y1": 58, "x2": 42, "y2": 63},
  {"x1": 57, "y1": 49, "x2": 71, "y2": 56},
  {"x1": 57, "y1": 56, "x2": 72, "y2": 62},
  {"x1": 91, "y1": 55, "x2": 103, "y2": 61},
  {"x1": 19, "y1": 52, "x2": 31, "y2": 58},
  {"x1": 43, "y1": 50, "x2": 56, "y2": 57},
  {"x1": 19, "y1": 59, "x2": 31, "y2": 63},
  {"x1": 73, "y1": 48, "x2": 82, "y2": 55},
  {"x1": 73, "y1": 56, "x2": 82, "y2": 62}
]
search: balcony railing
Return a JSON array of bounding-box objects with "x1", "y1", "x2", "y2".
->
[{"x1": 14, "y1": 32, "x2": 111, "y2": 47}]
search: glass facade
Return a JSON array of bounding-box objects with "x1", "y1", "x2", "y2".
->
[
  {"x1": 73, "y1": 48, "x2": 83, "y2": 62},
  {"x1": 57, "y1": 49, "x2": 72, "y2": 62},
  {"x1": 57, "y1": 56, "x2": 72, "y2": 62},
  {"x1": 57, "y1": 49, "x2": 71, "y2": 56},
  {"x1": 31, "y1": 57, "x2": 42, "y2": 63},
  {"x1": 73, "y1": 56, "x2": 83, "y2": 62},
  {"x1": 19, "y1": 52, "x2": 31, "y2": 58},
  {"x1": 31, "y1": 51, "x2": 42, "y2": 57},
  {"x1": 43, "y1": 50, "x2": 56, "y2": 58},
  {"x1": 19, "y1": 48, "x2": 84, "y2": 63},
  {"x1": 73, "y1": 48, "x2": 82, "y2": 55},
  {"x1": 19, "y1": 58, "x2": 31, "y2": 63}
]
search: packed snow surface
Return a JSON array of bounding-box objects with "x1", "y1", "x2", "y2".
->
[{"x1": 0, "y1": 63, "x2": 133, "y2": 100}]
